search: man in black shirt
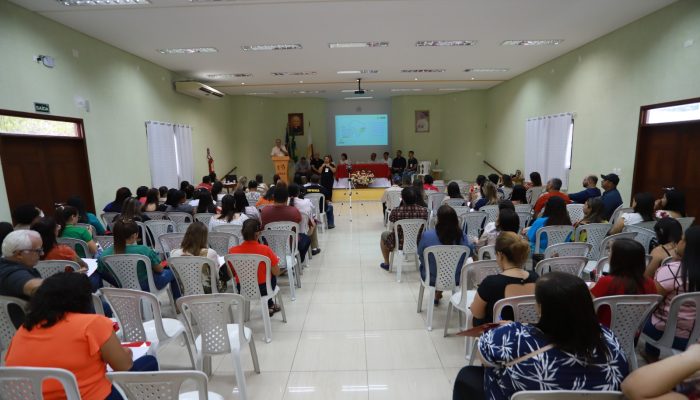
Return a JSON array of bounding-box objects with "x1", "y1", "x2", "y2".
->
[
  {"x1": 310, "y1": 153, "x2": 324, "y2": 175},
  {"x1": 301, "y1": 174, "x2": 335, "y2": 228},
  {"x1": 406, "y1": 150, "x2": 418, "y2": 178},
  {"x1": 391, "y1": 150, "x2": 407, "y2": 180}
]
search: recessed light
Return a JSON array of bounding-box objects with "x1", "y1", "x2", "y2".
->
[
  {"x1": 58, "y1": 0, "x2": 150, "y2": 5},
  {"x1": 391, "y1": 89, "x2": 422, "y2": 92},
  {"x1": 206, "y1": 73, "x2": 252, "y2": 79},
  {"x1": 464, "y1": 68, "x2": 510, "y2": 73},
  {"x1": 401, "y1": 69, "x2": 446, "y2": 73},
  {"x1": 157, "y1": 47, "x2": 218, "y2": 54},
  {"x1": 470, "y1": 77, "x2": 475, "y2": 80},
  {"x1": 414, "y1": 78, "x2": 418, "y2": 81},
  {"x1": 271, "y1": 71, "x2": 317, "y2": 76},
  {"x1": 240, "y1": 82, "x2": 245, "y2": 85},
  {"x1": 299, "y1": 81, "x2": 303, "y2": 83},
  {"x1": 340, "y1": 89, "x2": 374, "y2": 93},
  {"x1": 415, "y1": 40, "x2": 477, "y2": 47},
  {"x1": 337, "y1": 70, "x2": 379, "y2": 74},
  {"x1": 329, "y1": 42, "x2": 389, "y2": 49},
  {"x1": 242, "y1": 43, "x2": 302, "y2": 51},
  {"x1": 501, "y1": 39, "x2": 563, "y2": 46},
  {"x1": 344, "y1": 96, "x2": 374, "y2": 100}
]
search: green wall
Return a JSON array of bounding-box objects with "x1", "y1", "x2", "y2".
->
[{"x1": 484, "y1": 0, "x2": 700, "y2": 201}]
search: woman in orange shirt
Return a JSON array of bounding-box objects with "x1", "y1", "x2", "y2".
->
[
  {"x1": 31, "y1": 217, "x2": 88, "y2": 271},
  {"x1": 4, "y1": 273, "x2": 158, "y2": 400}
]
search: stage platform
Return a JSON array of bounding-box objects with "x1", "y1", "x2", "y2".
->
[{"x1": 332, "y1": 188, "x2": 384, "y2": 202}]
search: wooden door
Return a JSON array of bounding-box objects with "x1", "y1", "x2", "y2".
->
[{"x1": 0, "y1": 135, "x2": 95, "y2": 222}]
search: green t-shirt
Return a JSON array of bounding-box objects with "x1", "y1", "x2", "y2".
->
[
  {"x1": 98, "y1": 244, "x2": 161, "y2": 284},
  {"x1": 60, "y1": 225, "x2": 93, "y2": 257}
]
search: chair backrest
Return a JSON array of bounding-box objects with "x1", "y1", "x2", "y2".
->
[
  {"x1": 526, "y1": 186, "x2": 543, "y2": 206},
  {"x1": 427, "y1": 192, "x2": 447, "y2": 211},
  {"x1": 56, "y1": 237, "x2": 92, "y2": 258},
  {"x1": 101, "y1": 287, "x2": 167, "y2": 342},
  {"x1": 477, "y1": 245, "x2": 495, "y2": 260},
  {"x1": 574, "y1": 223, "x2": 612, "y2": 260},
  {"x1": 623, "y1": 225, "x2": 657, "y2": 254},
  {"x1": 108, "y1": 370, "x2": 210, "y2": 400},
  {"x1": 514, "y1": 204, "x2": 532, "y2": 214},
  {"x1": 0, "y1": 296, "x2": 28, "y2": 356},
  {"x1": 515, "y1": 211, "x2": 531, "y2": 231},
  {"x1": 266, "y1": 221, "x2": 300, "y2": 234},
  {"x1": 466, "y1": 260, "x2": 500, "y2": 290},
  {"x1": 144, "y1": 220, "x2": 176, "y2": 253},
  {"x1": 207, "y1": 232, "x2": 239, "y2": 256},
  {"x1": 534, "y1": 225, "x2": 574, "y2": 254},
  {"x1": 304, "y1": 193, "x2": 325, "y2": 215},
  {"x1": 259, "y1": 230, "x2": 295, "y2": 269},
  {"x1": 422, "y1": 245, "x2": 469, "y2": 291},
  {"x1": 444, "y1": 198, "x2": 466, "y2": 208},
  {"x1": 611, "y1": 206, "x2": 633, "y2": 224},
  {"x1": 101, "y1": 212, "x2": 120, "y2": 230},
  {"x1": 386, "y1": 190, "x2": 403, "y2": 210},
  {"x1": 463, "y1": 211, "x2": 487, "y2": 240},
  {"x1": 566, "y1": 203, "x2": 585, "y2": 224},
  {"x1": 143, "y1": 211, "x2": 168, "y2": 220},
  {"x1": 176, "y1": 222, "x2": 191, "y2": 233},
  {"x1": 451, "y1": 206, "x2": 470, "y2": 221},
  {"x1": 166, "y1": 212, "x2": 193, "y2": 224},
  {"x1": 95, "y1": 235, "x2": 114, "y2": 250},
  {"x1": 393, "y1": 219, "x2": 426, "y2": 253},
  {"x1": 493, "y1": 295, "x2": 539, "y2": 324},
  {"x1": 418, "y1": 161, "x2": 431, "y2": 176},
  {"x1": 100, "y1": 254, "x2": 156, "y2": 293},
  {"x1": 599, "y1": 232, "x2": 638, "y2": 259},
  {"x1": 34, "y1": 260, "x2": 80, "y2": 278},
  {"x1": 652, "y1": 292, "x2": 700, "y2": 352},
  {"x1": 193, "y1": 213, "x2": 215, "y2": 226},
  {"x1": 0, "y1": 367, "x2": 81, "y2": 400},
  {"x1": 212, "y1": 224, "x2": 244, "y2": 243},
  {"x1": 224, "y1": 254, "x2": 273, "y2": 301},
  {"x1": 678, "y1": 217, "x2": 695, "y2": 232},
  {"x1": 245, "y1": 191, "x2": 259, "y2": 204},
  {"x1": 510, "y1": 391, "x2": 624, "y2": 400},
  {"x1": 158, "y1": 233, "x2": 186, "y2": 256},
  {"x1": 480, "y1": 205, "x2": 499, "y2": 225},
  {"x1": 176, "y1": 294, "x2": 246, "y2": 356},
  {"x1": 543, "y1": 243, "x2": 592, "y2": 258},
  {"x1": 633, "y1": 221, "x2": 657, "y2": 230},
  {"x1": 168, "y1": 256, "x2": 219, "y2": 296},
  {"x1": 535, "y1": 256, "x2": 589, "y2": 278},
  {"x1": 593, "y1": 294, "x2": 662, "y2": 366}
]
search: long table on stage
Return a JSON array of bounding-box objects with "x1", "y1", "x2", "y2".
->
[{"x1": 336, "y1": 163, "x2": 391, "y2": 179}]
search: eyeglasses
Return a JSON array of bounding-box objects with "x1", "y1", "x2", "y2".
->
[{"x1": 19, "y1": 249, "x2": 44, "y2": 255}]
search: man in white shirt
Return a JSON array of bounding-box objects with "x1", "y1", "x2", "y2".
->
[
  {"x1": 270, "y1": 138, "x2": 289, "y2": 157},
  {"x1": 368, "y1": 153, "x2": 378, "y2": 163},
  {"x1": 382, "y1": 151, "x2": 392, "y2": 167}
]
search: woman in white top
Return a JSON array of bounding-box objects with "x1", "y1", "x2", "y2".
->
[
  {"x1": 170, "y1": 221, "x2": 224, "y2": 293},
  {"x1": 609, "y1": 192, "x2": 655, "y2": 234},
  {"x1": 208, "y1": 194, "x2": 248, "y2": 231},
  {"x1": 288, "y1": 184, "x2": 319, "y2": 253},
  {"x1": 233, "y1": 190, "x2": 260, "y2": 222}
]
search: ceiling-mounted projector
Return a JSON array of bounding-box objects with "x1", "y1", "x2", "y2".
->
[{"x1": 354, "y1": 78, "x2": 366, "y2": 95}]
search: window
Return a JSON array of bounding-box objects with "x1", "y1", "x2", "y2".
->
[
  {"x1": 645, "y1": 101, "x2": 700, "y2": 124},
  {"x1": 0, "y1": 114, "x2": 80, "y2": 137}
]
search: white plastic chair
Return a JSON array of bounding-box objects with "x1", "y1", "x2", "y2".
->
[
  {"x1": 511, "y1": 391, "x2": 624, "y2": 399},
  {"x1": 514, "y1": 204, "x2": 532, "y2": 214},
  {"x1": 176, "y1": 294, "x2": 260, "y2": 400},
  {"x1": 516, "y1": 211, "x2": 531, "y2": 231},
  {"x1": 445, "y1": 262, "x2": 477, "y2": 337},
  {"x1": 593, "y1": 294, "x2": 662, "y2": 370},
  {"x1": 101, "y1": 212, "x2": 120, "y2": 231},
  {"x1": 194, "y1": 213, "x2": 215, "y2": 226},
  {"x1": 566, "y1": 203, "x2": 585, "y2": 224},
  {"x1": 465, "y1": 260, "x2": 501, "y2": 290},
  {"x1": 168, "y1": 256, "x2": 220, "y2": 295},
  {"x1": 480, "y1": 205, "x2": 499, "y2": 226},
  {"x1": 207, "y1": 231, "x2": 239, "y2": 256},
  {"x1": 167, "y1": 212, "x2": 193, "y2": 224},
  {"x1": 678, "y1": 217, "x2": 695, "y2": 232},
  {"x1": 259, "y1": 229, "x2": 300, "y2": 300},
  {"x1": 543, "y1": 242, "x2": 592, "y2": 258},
  {"x1": 0, "y1": 296, "x2": 28, "y2": 363},
  {"x1": 384, "y1": 190, "x2": 403, "y2": 226},
  {"x1": 623, "y1": 225, "x2": 657, "y2": 253},
  {"x1": 108, "y1": 370, "x2": 223, "y2": 400},
  {"x1": 533, "y1": 225, "x2": 574, "y2": 255},
  {"x1": 0, "y1": 367, "x2": 81, "y2": 400},
  {"x1": 526, "y1": 186, "x2": 543, "y2": 206},
  {"x1": 641, "y1": 292, "x2": 700, "y2": 359},
  {"x1": 417, "y1": 245, "x2": 469, "y2": 331},
  {"x1": 144, "y1": 220, "x2": 177, "y2": 253},
  {"x1": 304, "y1": 193, "x2": 327, "y2": 232},
  {"x1": 477, "y1": 245, "x2": 495, "y2": 260},
  {"x1": 535, "y1": 256, "x2": 589, "y2": 278},
  {"x1": 633, "y1": 221, "x2": 657, "y2": 230},
  {"x1": 101, "y1": 288, "x2": 195, "y2": 369},
  {"x1": 212, "y1": 224, "x2": 244, "y2": 243},
  {"x1": 599, "y1": 232, "x2": 638, "y2": 259},
  {"x1": 427, "y1": 192, "x2": 447, "y2": 214},
  {"x1": 144, "y1": 211, "x2": 168, "y2": 220},
  {"x1": 95, "y1": 235, "x2": 114, "y2": 250},
  {"x1": 610, "y1": 206, "x2": 633, "y2": 224},
  {"x1": 265, "y1": 221, "x2": 306, "y2": 272},
  {"x1": 444, "y1": 198, "x2": 466, "y2": 208},
  {"x1": 57, "y1": 237, "x2": 92, "y2": 258},
  {"x1": 574, "y1": 223, "x2": 612, "y2": 260},
  {"x1": 158, "y1": 233, "x2": 186, "y2": 257},
  {"x1": 462, "y1": 211, "x2": 487, "y2": 240},
  {"x1": 389, "y1": 219, "x2": 426, "y2": 282},
  {"x1": 34, "y1": 260, "x2": 80, "y2": 278},
  {"x1": 224, "y1": 254, "x2": 287, "y2": 343}
]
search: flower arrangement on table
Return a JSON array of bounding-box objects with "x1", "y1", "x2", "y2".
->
[{"x1": 350, "y1": 170, "x2": 375, "y2": 187}]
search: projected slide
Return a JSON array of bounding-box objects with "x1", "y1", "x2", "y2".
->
[{"x1": 335, "y1": 114, "x2": 388, "y2": 146}]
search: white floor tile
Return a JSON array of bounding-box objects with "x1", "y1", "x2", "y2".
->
[
  {"x1": 292, "y1": 331, "x2": 367, "y2": 371},
  {"x1": 311, "y1": 283, "x2": 364, "y2": 304},
  {"x1": 367, "y1": 369, "x2": 452, "y2": 400},
  {"x1": 303, "y1": 303, "x2": 364, "y2": 331},
  {"x1": 363, "y1": 302, "x2": 425, "y2": 331},
  {"x1": 365, "y1": 330, "x2": 442, "y2": 370},
  {"x1": 284, "y1": 371, "x2": 369, "y2": 400}
]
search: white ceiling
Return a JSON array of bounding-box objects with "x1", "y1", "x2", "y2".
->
[{"x1": 11, "y1": 0, "x2": 676, "y2": 99}]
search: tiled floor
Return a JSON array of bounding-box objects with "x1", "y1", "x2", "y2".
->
[{"x1": 158, "y1": 201, "x2": 463, "y2": 399}]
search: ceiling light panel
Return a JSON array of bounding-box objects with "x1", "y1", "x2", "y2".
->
[
  {"x1": 501, "y1": 39, "x2": 563, "y2": 46},
  {"x1": 329, "y1": 42, "x2": 389, "y2": 49},
  {"x1": 292, "y1": 90, "x2": 325, "y2": 94},
  {"x1": 464, "y1": 68, "x2": 510, "y2": 72},
  {"x1": 271, "y1": 71, "x2": 317, "y2": 76},
  {"x1": 157, "y1": 47, "x2": 218, "y2": 54},
  {"x1": 391, "y1": 89, "x2": 423, "y2": 92},
  {"x1": 58, "y1": 0, "x2": 149, "y2": 5},
  {"x1": 242, "y1": 44, "x2": 302, "y2": 51},
  {"x1": 415, "y1": 40, "x2": 477, "y2": 47},
  {"x1": 337, "y1": 70, "x2": 379, "y2": 74},
  {"x1": 344, "y1": 96, "x2": 374, "y2": 100},
  {"x1": 206, "y1": 73, "x2": 252, "y2": 78},
  {"x1": 438, "y1": 88, "x2": 469, "y2": 91},
  {"x1": 400, "y1": 69, "x2": 446, "y2": 73},
  {"x1": 246, "y1": 92, "x2": 276, "y2": 95}
]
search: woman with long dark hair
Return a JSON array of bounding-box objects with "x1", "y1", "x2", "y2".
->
[
  {"x1": 67, "y1": 195, "x2": 105, "y2": 235},
  {"x1": 646, "y1": 217, "x2": 683, "y2": 278},
  {"x1": 510, "y1": 185, "x2": 527, "y2": 205},
  {"x1": 103, "y1": 187, "x2": 132, "y2": 213},
  {"x1": 55, "y1": 205, "x2": 99, "y2": 258},
  {"x1": 164, "y1": 189, "x2": 194, "y2": 214},
  {"x1": 500, "y1": 174, "x2": 514, "y2": 200},
  {"x1": 4, "y1": 273, "x2": 158, "y2": 400},
  {"x1": 525, "y1": 196, "x2": 572, "y2": 254},
  {"x1": 233, "y1": 189, "x2": 261, "y2": 221},
  {"x1": 443, "y1": 182, "x2": 465, "y2": 205},
  {"x1": 31, "y1": 217, "x2": 88, "y2": 270},
  {"x1": 209, "y1": 194, "x2": 248, "y2": 230},
  {"x1": 610, "y1": 192, "x2": 655, "y2": 234},
  {"x1": 417, "y1": 205, "x2": 473, "y2": 304},
  {"x1": 117, "y1": 197, "x2": 149, "y2": 223},
  {"x1": 141, "y1": 188, "x2": 160, "y2": 212},
  {"x1": 195, "y1": 189, "x2": 217, "y2": 214},
  {"x1": 412, "y1": 177, "x2": 429, "y2": 208},
  {"x1": 526, "y1": 171, "x2": 544, "y2": 205},
  {"x1": 256, "y1": 185, "x2": 276, "y2": 208},
  {"x1": 591, "y1": 239, "x2": 656, "y2": 326},
  {"x1": 643, "y1": 226, "x2": 700, "y2": 359},
  {"x1": 574, "y1": 197, "x2": 607, "y2": 242},
  {"x1": 454, "y1": 272, "x2": 628, "y2": 400},
  {"x1": 655, "y1": 188, "x2": 686, "y2": 219}
]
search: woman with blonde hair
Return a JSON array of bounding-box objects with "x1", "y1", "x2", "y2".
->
[
  {"x1": 170, "y1": 221, "x2": 225, "y2": 293},
  {"x1": 473, "y1": 182, "x2": 499, "y2": 211}
]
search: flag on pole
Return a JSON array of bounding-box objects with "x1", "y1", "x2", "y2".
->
[{"x1": 307, "y1": 121, "x2": 314, "y2": 158}]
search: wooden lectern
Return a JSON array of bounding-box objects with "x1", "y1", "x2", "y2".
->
[{"x1": 271, "y1": 156, "x2": 290, "y2": 184}]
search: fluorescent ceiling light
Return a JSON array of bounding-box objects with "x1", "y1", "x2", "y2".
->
[
  {"x1": 337, "y1": 70, "x2": 379, "y2": 74},
  {"x1": 400, "y1": 69, "x2": 446, "y2": 73},
  {"x1": 246, "y1": 92, "x2": 276, "y2": 95},
  {"x1": 391, "y1": 88, "x2": 423, "y2": 92},
  {"x1": 344, "y1": 96, "x2": 374, "y2": 100},
  {"x1": 416, "y1": 40, "x2": 477, "y2": 47},
  {"x1": 271, "y1": 71, "x2": 317, "y2": 76},
  {"x1": 242, "y1": 44, "x2": 302, "y2": 51},
  {"x1": 464, "y1": 68, "x2": 510, "y2": 72},
  {"x1": 439, "y1": 88, "x2": 469, "y2": 91},
  {"x1": 157, "y1": 47, "x2": 218, "y2": 54},
  {"x1": 293, "y1": 90, "x2": 325, "y2": 94},
  {"x1": 58, "y1": 0, "x2": 149, "y2": 5},
  {"x1": 501, "y1": 39, "x2": 563, "y2": 46},
  {"x1": 329, "y1": 42, "x2": 389, "y2": 49},
  {"x1": 340, "y1": 89, "x2": 374, "y2": 93},
  {"x1": 206, "y1": 73, "x2": 252, "y2": 78}
]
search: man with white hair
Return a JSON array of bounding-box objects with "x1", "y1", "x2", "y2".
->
[{"x1": 0, "y1": 230, "x2": 43, "y2": 300}]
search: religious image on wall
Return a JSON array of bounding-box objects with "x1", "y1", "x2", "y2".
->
[
  {"x1": 415, "y1": 110, "x2": 430, "y2": 133},
  {"x1": 288, "y1": 113, "x2": 304, "y2": 136}
]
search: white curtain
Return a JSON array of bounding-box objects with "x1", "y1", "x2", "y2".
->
[
  {"x1": 174, "y1": 124, "x2": 194, "y2": 184},
  {"x1": 146, "y1": 121, "x2": 178, "y2": 189},
  {"x1": 525, "y1": 113, "x2": 574, "y2": 190}
]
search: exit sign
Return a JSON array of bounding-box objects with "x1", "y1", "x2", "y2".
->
[{"x1": 34, "y1": 102, "x2": 50, "y2": 113}]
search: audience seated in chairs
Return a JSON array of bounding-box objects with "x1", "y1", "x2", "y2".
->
[
  {"x1": 509, "y1": 185, "x2": 527, "y2": 205},
  {"x1": 569, "y1": 175, "x2": 602, "y2": 204},
  {"x1": 170, "y1": 221, "x2": 225, "y2": 294},
  {"x1": 31, "y1": 217, "x2": 89, "y2": 272},
  {"x1": 55, "y1": 205, "x2": 99, "y2": 258},
  {"x1": 574, "y1": 197, "x2": 607, "y2": 242},
  {"x1": 468, "y1": 175, "x2": 486, "y2": 205},
  {"x1": 98, "y1": 219, "x2": 181, "y2": 300},
  {"x1": 67, "y1": 195, "x2": 105, "y2": 235},
  {"x1": 379, "y1": 187, "x2": 429, "y2": 271},
  {"x1": 417, "y1": 205, "x2": 473, "y2": 305},
  {"x1": 473, "y1": 182, "x2": 498, "y2": 211},
  {"x1": 302, "y1": 174, "x2": 336, "y2": 229},
  {"x1": 288, "y1": 183, "x2": 320, "y2": 256},
  {"x1": 246, "y1": 180, "x2": 261, "y2": 204},
  {"x1": 117, "y1": 197, "x2": 150, "y2": 223},
  {"x1": 475, "y1": 201, "x2": 520, "y2": 251},
  {"x1": 12, "y1": 203, "x2": 42, "y2": 231},
  {"x1": 0, "y1": 230, "x2": 43, "y2": 301},
  {"x1": 423, "y1": 175, "x2": 438, "y2": 192},
  {"x1": 500, "y1": 174, "x2": 514, "y2": 200},
  {"x1": 600, "y1": 173, "x2": 623, "y2": 221},
  {"x1": 256, "y1": 186, "x2": 276, "y2": 208},
  {"x1": 470, "y1": 232, "x2": 538, "y2": 326},
  {"x1": 141, "y1": 188, "x2": 160, "y2": 213},
  {"x1": 195, "y1": 175, "x2": 213, "y2": 191},
  {"x1": 256, "y1": 173, "x2": 268, "y2": 194},
  {"x1": 103, "y1": 187, "x2": 132, "y2": 213},
  {"x1": 646, "y1": 218, "x2": 683, "y2": 278},
  {"x1": 642, "y1": 226, "x2": 700, "y2": 360},
  {"x1": 209, "y1": 194, "x2": 248, "y2": 231},
  {"x1": 590, "y1": 239, "x2": 657, "y2": 327},
  {"x1": 158, "y1": 186, "x2": 168, "y2": 204},
  {"x1": 454, "y1": 272, "x2": 629, "y2": 400},
  {"x1": 654, "y1": 188, "x2": 686, "y2": 220},
  {"x1": 609, "y1": 192, "x2": 655, "y2": 234},
  {"x1": 525, "y1": 171, "x2": 544, "y2": 205},
  {"x1": 443, "y1": 181, "x2": 465, "y2": 205},
  {"x1": 412, "y1": 177, "x2": 429, "y2": 208},
  {"x1": 195, "y1": 189, "x2": 217, "y2": 214},
  {"x1": 164, "y1": 189, "x2": 194, "y2": 214},
  {"x1": 211, "y1": 181, "x2": 223, "y2": 203},
  {"x1": 532, "y1": 178, "x2": 571, "y2": 217},
  {"x1": 260, "y1": 183, "x2": 312, "y2": 262},
  {"x1": 233, "y1": 189, "x2": 261, "y2": 222},
  {"x1": 4, "y1": 273, "x2": 158, "y2": 400},
  {"x1": 525, "y1": 196, "x2": 572, "y2": 256}
]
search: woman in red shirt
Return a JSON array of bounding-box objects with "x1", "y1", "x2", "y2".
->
[{"x1": 590, "y1": 238, "x2": 656, "y2": 326}]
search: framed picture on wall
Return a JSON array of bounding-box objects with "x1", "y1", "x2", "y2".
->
[
  {"x1": 415, "y1": 110, "x2": 430, "y2": 133},
  {"x1": 288, "y1": 113, "x2": 304, "y2": 136}
]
